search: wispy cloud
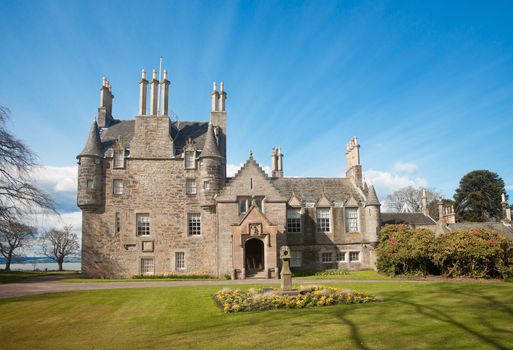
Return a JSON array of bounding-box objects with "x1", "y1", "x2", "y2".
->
[
  {"x1": 393, "y1": 162, "x2": 418, "y2": 174},
  {"x1": 506, "y1": 185, "x2": 513, "y2": 190},
  {"x1": 31, "y1": 165, "x2": 78, "y2": 213},
  {"x1": 364, "y1": 169, "x2": 427, "y2": 199}
]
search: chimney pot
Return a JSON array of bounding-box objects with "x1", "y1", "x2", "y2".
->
[
  {"x1": 163, "y1": 69, "x2": 168, "y2": 80},
  {"x1": 141, "y1": 69, "x2": 146, "y2": 79},
  {"x1": 152, "y1": 69, "x2": 157, "y2": 80},
  {"x1": 220, "y1": 82, "x2": 224, "y2": 92}
]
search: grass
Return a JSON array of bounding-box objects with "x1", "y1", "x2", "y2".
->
[
  {"x1": 1, "y1": 281, "x2": 512, "y2": 349},
  {"x1": 0, "y1": 270, "x2": 76, "y2": 284},
  {"x1": 295, "y1": 270, "x2": 392, "y2": 280}
]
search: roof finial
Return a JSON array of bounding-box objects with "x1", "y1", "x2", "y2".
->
[{"x1": 249, "y1": 149, "x2": 253, "y2": 160}]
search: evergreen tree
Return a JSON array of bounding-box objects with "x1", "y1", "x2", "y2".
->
[{"x1": 453, "y1": 170, "x2": 506, "y2": 222}]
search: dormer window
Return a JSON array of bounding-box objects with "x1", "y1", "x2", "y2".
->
[
  {"x1": 113, "y1": 150, "x2": 124, "y2": 168},
  {"x1": 185, "y1": 151, "x2": 195, "y2": 169}
]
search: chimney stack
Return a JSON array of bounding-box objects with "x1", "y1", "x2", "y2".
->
[
  {"x1": 276, "y1": 147, "x2": 284, "y2": 178},
  {"x1": 345, "y1": 136, "x2": 363, "y2": 187},
  {"x1": 149, "y1": 69, "x2": 159, "y2": 115},
  {"x1": 271, "y1": 147, "x2": 277, "y2": 177},
  {"x1": 502, "y1": 193, "x2": 511, "y2": 223},
  {"x1": 211, "y1": 82, "x2": 219, "y2": 112},
  {"x1": 98, "y1": 77, "x2": 114, "y2": 128},
  {"x1": 160, "y1": 69, "x2": 170, "y2": 116},
  {"x1": 138, "y1": 69, "x2": 148, "y2": 115},
  {"x1": 421, "y1": 189, "x2": 429, "y2": 216},
  {"x1": 219, "y1": 82, "x2": 227, "y2": 112}
]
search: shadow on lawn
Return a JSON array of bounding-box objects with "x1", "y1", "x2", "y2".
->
[{"x1": 392, "y1": 284, "x2": 512, "y2": 350}]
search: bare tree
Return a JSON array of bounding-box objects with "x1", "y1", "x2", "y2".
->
[
  {"x1": 0, "y1": 106, "x2": 55, "y2": 223},
  {"x1": 41, "y1": 225, "x2": 79, "y2": 271},
  {"x1": 0, "y1": 220, "x2": 36, "y2": 271},
  {"x1": 384, "y1": 186, "x2": 441, "y2": 213}
]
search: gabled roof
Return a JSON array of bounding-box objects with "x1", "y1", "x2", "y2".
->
[
  {"x1": 78, "y1": 121, "x2": 103, "y2": 158},
  {"x1": 381, "y1": 213, "x2": 437, "y2": 226},
  {"x1": 271, "y1": 177, "x2": 364, "y2": 204}
]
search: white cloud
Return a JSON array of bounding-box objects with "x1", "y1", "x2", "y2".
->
[
  {"x1": 364, "y1": 169, "x2": 427, "y2": 199},
  {"x1": 227, "y1": 163, "x2": 271, "y2": 177},
  {"x1": 393, "y1": 162, "x2": 418, "y2": 174},
  {"x1": 506, "y1": 185, "x2": 513, "y2": 190},
  {"x1": 32, "y1": 165, "x2": 77, "y2": 193}
]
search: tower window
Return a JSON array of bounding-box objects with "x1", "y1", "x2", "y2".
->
[
  {"x1": 113, "y1": 179, "x2": 123, "y2": 195},
  {"x1": 316, "y1": 208, "x2": 330, "y2": 233},
  {"x1": 113, "y1": 150, "x2": 124, "y2": 168},
  {"x1": 188, "y1": 213, "x2": 201, "y2": 236},
  {"x1": 115, "y1": 212, "x2": 120, "y2": 234},
  {"x1": 136, "y1": 213, "x2": 150, "y2": 236},
  {"x1": 86, "y1": 180, "x2": 94, "y2": 190},
  {"x1": 185, "y1": 151, "x2": 195, "y2": 169},
  {"x1": 186, "y1": 179, "x2": 197, "y2": 195},
  {"x1": 345, "y1": 208, "x2": 359, "y2": 232},
  {"x1": 286, "y1": 208, "x2": 301, "y2": 233}
]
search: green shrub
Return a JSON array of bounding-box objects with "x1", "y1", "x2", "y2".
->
[
  {"x1": 377, "y1": 225, "x2": 439, "y2": 276},
  {"x1": 434, "y1": 228, "x2": 513, "y2": 278}
]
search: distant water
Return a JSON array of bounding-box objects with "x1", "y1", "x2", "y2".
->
[{"x1": 0, "y1": 262, "x2": 81, "y2": 271}]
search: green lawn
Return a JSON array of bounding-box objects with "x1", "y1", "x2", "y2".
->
[
  {"x1": 0, "y1": 270, "x2": 76, "y2": 284},
  {"x1": 1, "y1": 281, "x2": 512, "y2": 349}
]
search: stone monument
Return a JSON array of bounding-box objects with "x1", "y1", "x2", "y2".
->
[{"x1": 280, "y1": 245, "x2": 292, "y2": 291}]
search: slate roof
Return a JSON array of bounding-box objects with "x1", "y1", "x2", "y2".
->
[
  {"x1": 381, "y1": 213, "x2": 437, "y2": 226},
  {"x1": 447, "y1": 222, "x2": 513, "y2": 240},
  {"x1": 199, "y1": 123, "x2": 222, "y2": 158},
  {"x1": 78, "y1": 121, "x2": 103, "y2": 157},
  {"x1": 98, "y1": 119, "x2": 209, "y2": 155},
  {"x1": 271, "y1": 177, "x2": 365, "y2": 204}
]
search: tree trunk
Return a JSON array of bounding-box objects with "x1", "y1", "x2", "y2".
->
[
  {"x1": 57, "y1": 258, "x2": 63, "y2": 271},
  {"x1": 4, "y1": 252, "x2": 12, "y2": 271}
]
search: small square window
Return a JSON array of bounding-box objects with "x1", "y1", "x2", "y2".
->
[
  {"x1": 186, "y1": 179, "x2": 196, "y2": 195},
  {"x1": 137, "y1": 213, "x2": 150, "y2": 236},
  {"x1": 321, "y1": 252, "x2": 333, "y2": 263},
  {"x1": 188, "y1": 213, "x2": 201, "y2": 236},
  {"x1": 336, "y1": 252, "x2": 346, "y2": 262},
  {"x1": 86, "y1": 179, "x2": 94, "y2": 190},
  {"x1": 140, "y1": 258, "x2": 154, "y2": 275},
  {"x1": 203, "y1": 181, "x2": 210, "y2": 192},
  {"x1": 291, "y1": 251, "x2": 302, "y2": 267},
  {"x1": 113, "y1": 150, "x2": 124, "y2": 168},
  {"x1": 175, "y1": 252, "x2": 185, "y2": 271},
  {"x1": 349, "y1": 251, "x2": 360, "y2": 262},
  {"x1": 113, "y1": 179, "x2": 123, "y2": 195},
  {"x1": 185, "y1": 151, "x2": 195, "y2": 169}
]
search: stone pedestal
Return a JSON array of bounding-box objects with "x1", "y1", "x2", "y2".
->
[{"x1": 280, "y1": 260, "x2": 292, "y2": 291}]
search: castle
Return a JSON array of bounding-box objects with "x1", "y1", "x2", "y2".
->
[{"x1": 77, "y1": 69, "x2": 382, "y2": 278}]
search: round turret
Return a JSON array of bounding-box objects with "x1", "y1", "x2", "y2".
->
[{"x1": 77, "y1": 121, "x2": 104, "y2": 210}]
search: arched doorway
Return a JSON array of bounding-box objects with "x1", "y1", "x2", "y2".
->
[{"x1": 245, "y1": 238, "x2": 264, "y2": 273}]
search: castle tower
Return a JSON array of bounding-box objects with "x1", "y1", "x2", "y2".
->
[
  {"x1": 77, "y1": 120, "x2": 103, "y2": 210},
  {"x1": 199, "y1": 122, "x2": 225, "y2": 207},
  {"x1": 345, "y1": 136, "x2": 363, "y2": 187},
  {"x1": 98, "y1": 77, "x2": 114, "y2": 128},
  {"x1": 365, "y1": 185, "x2": 381, "y2": 241}
]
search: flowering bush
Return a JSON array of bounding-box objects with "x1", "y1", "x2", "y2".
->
[
  {"x1": 377, "y1": 225, "x2": 513, "y2": 279},
  {"x1": 213, "y1": 285, "x2": 376, "y2": 313}
]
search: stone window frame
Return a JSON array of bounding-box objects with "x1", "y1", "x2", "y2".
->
[
  {"x1": 238, "y1": 196, "x2": 264, "y2": 215},
  {"x1": 336, "y1": 251, "x2": 346, "y2": 262},
  {"x1": 139, "y1": 256, "x2": 154, "y2": 275},
  {"x1": 136, "y1": 213, "x2": 151, "y2": 236},
  {"x1": 184, "y1": 150, "x2": 196, "y2": 169},
  {"x1": 344, "y1": 207, "x2": 359, "y2": 232},
  {"x1": 349, "y1": 251, "x2": 360, "y2": 262},
  {"x1": 186, "y1": 178, "x2": 197, "y2": 195},
  {"x1": 115, "y1": 212, "x2": 121, "y2": 234},
  {"x1": 286, "y1": 207, "x2": 302, "y2": 233},
  {"x1": 321, "y1": 251, "x2": 333, "y2": 263},
  {"x1": 113, "y1": 150, "x2": 125, "y2": 169},
  {"x1": 86, "y1": 179, "x2": 95, "y2": 192},
  {"x1": 187, "y1": 213, "x2": 201, "y2": 236},
  {"x1": 290, "y1": 250, "x2": 302, "y2": 267},
  {"x1": 113, "y1": 179, "x2": 123, "y2": 195},
  {"x1": 171, "y1": 249, "x2": 189, "y2": 272},
  {"x1": 175, "y1": 252, "x2": 186, "y2": 271},
  {"x1": 316, "y1": 207, "x2": 331, "y2": 233}
]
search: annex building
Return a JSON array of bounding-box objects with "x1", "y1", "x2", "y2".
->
[{"x1": 77, "y1": 69, "x2": 382, "y2": 278}]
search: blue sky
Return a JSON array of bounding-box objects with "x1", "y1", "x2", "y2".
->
[{"x1": 1, "y1": 0, "x2": 512, "y2": 223}]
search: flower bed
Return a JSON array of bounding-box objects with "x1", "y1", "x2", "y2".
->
[{"x1": 213, "y1": 285, "x2": 378, "y2": 313}]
